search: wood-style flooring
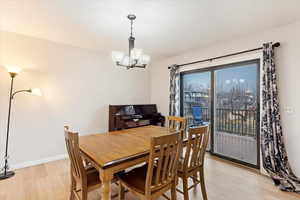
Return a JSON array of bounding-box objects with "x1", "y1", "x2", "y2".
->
[{"x1": 0, "y1": 155, "x2": 299, "y2": 200}]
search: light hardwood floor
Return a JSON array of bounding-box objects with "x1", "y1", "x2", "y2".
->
[{"x1": 0, "y1": 155, "x2": 299, "y2": 200}]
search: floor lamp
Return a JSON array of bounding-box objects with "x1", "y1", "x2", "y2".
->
[{"x1": 0, "y1": 66, "x2": 42, "y2": 180}]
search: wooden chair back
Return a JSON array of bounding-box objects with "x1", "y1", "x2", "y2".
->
[
  {"x1": 64, "y1": 126, "x2": 87, "y2": 185},
  {"x1": 183, "y1": 125, "x2": 209, "y2": 172},
  {"x1": 167, "y1": 116, "x2": 187, "y2": 131},
  {"x1": 145, "y1": 131, "x2": 182, "y2": 196}
]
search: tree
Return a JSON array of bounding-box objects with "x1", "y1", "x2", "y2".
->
[{"x1": 224, "y1": 82, "x2": 256, "y2": 121}]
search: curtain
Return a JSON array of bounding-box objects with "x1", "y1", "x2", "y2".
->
[
  {"x1": 261, "y1": 42, "x2": 300, "y2": 192},
  {"x1": 169, "y1": 64, "x2": 180, "y2": 116}
]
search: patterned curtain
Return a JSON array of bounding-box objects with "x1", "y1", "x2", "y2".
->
[
  {"x1": 169, "y1": 64, "x2": 180, "y2": 116},
  {"x1": 261, "y1": 42, "x2": 300, "y2": 192}
]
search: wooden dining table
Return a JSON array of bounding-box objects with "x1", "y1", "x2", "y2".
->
[{"x1": 79, "y1": 125, "x2": 179, "y2": 200}]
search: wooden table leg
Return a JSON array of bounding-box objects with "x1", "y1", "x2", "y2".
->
[{"x1": 99, "y1": 169, "x2": 113, "y2": 200}]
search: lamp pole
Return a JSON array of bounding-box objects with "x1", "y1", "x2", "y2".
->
[
  {"x1": 0, "y1": 72, "x2": 16, "y2": 179},
  {"x1": 0, "y1": 71, "x2": 35, "y2": 180},
  {"x1": 0, "y1": 68, "x2": 41, "y2": 180}
]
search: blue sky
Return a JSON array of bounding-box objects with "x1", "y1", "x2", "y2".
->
[
  {"x1": 183, "y1": 71, "x2": 211, "y2": 90},
  {"x1": 183, "y1": 63, "x2": 258, "y2": 93},
  {"x1": 216, "y1": 64, "x2": 258, "y2": 93}
]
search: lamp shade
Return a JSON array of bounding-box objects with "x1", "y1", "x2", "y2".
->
[
  {"x1": 140, "y1": 55, "x2": 151, "y2": 65},
  {"x1": 121, "y1": 56, "x2": 130, "y2": 66},
  {"x1": 131, "y1": 48, "x2": 143, "y2": 60},
  {"x1": 6, "y1": 66, "x2": 22, "y2": 74},
  {"x1": 112, "y1": 51, "x2": 125, "y2": 63},
  {"x1": 30, "y1": 88, "x2": 42, "y2": 96}
]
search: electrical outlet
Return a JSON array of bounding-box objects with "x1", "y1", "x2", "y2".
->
[{"x1": 285, "y1": 107, "x2": 294, "y2": 114}]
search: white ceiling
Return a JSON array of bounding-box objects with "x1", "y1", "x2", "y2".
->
[{"x1": 1, "y1": 0, "x2": 300, "y2": 59}]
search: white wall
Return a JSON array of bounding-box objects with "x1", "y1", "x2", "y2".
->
[
  {"x1": 0, "y1": 31, "x2": 151, "y2": 168},
  {"x1": 150, "y1": 21, "x2": 300, "y2": 176}
]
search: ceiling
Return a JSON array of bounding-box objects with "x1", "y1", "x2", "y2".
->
[{"x1": 1, "y1": 0, "x2": 300, "y2": 59}]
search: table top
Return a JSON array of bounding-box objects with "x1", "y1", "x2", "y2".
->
[{"x1": 79, "y1": 125, "x2": 176, "y2": 169}]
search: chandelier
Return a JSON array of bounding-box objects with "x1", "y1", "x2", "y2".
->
[{"x1": 112, "y1": 14, "x2": 150, "y2": 69}]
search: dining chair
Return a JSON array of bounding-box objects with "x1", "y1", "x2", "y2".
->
[
  {"x1": 177, "y1": 125, "x2": 209, "y2": 200},
  {"x1": 117, "y1": 130, "x2": 182, "y2": 200},
  {"x1": 64, "y1": 126, "x2": 101, "y2": 200},
  {"x1": 167, "y1": 116, "x2": 187, "y2": 132}
]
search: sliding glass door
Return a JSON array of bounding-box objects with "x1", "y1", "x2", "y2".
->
[
  {"x1": 213, "y1": 62, "x2": 259, "y2": 166},
  {"x1": 181, "y1": 71, "x2": 211, "y2": 149},
  {"x1": 181, "y1": 59, "x2": 260, "y2": 168}
]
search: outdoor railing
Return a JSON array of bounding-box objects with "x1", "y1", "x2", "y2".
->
[{"x1": 184, "y1": 106, "x2": 257, "y2": 137}]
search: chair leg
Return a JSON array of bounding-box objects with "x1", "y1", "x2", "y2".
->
[
  {"x1": 182, "y1": 177, "x2": 189, "y2": 200},
  {"x1": 119, "y1": 183, "x2": 125, "y2": 200},
  {"x1": 70, "y1": 176, "x2": 76, "y2": 200},
  {"x1": 70, "y1": 191, "x2": 75, "y2": 200},
  {"x1": 81, "y1": 190, "x2": 88, "y2": 200},
  {"x1": 199, "y1": 166, "x2": 207, "y2": 200},
  {"x1": 171, "y1": 181, "x2": 177, "y2": 200}
]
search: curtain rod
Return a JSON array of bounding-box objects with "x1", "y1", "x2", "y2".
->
[{"x1": 168, "y1": 42, "x2": 280, "y2": 69}]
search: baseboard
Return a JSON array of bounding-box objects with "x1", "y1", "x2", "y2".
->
[{"x1": 11, "y1": 154, "x2": 68, "y2": 170}]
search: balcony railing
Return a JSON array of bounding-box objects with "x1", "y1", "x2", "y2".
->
[{"x1": 183, "y1": 106, "x2": 257, "y2": 137}]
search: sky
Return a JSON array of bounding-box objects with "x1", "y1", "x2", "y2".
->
[
  {"x1": 215, "y1": 63, "x2": 258, "y2": 93},
  {"x1": 183, "y1": 71, "x2": 211, "y2": 90},
  {"x1": 183, "y1": 63, "x2": 258, "y2": 94}
]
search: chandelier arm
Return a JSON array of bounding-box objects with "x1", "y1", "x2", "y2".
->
[
  {"x1": 116, "y1": 62, "x2": 128, "y2": 67},
  {"x1": 133, "y1": 64, "x2": 147, "y2": 68},
  {"x1": 116, "y1": 62, "x2": 146, "y2": 69}
]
